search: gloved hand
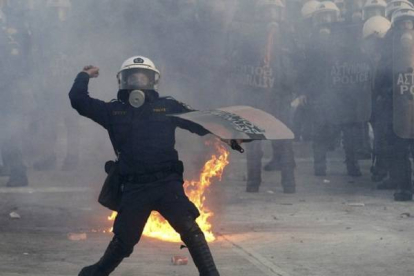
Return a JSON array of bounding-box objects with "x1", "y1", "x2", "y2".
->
[{"x1": 83, "y1": 65, "x2": 100, "y2": 78}]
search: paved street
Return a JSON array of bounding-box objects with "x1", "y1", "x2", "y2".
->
[{"x1": 1, "y1": 141, "x2": 414, "y2": 276}]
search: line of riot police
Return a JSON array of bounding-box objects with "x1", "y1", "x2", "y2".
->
[
  {"x1": 225, "y1": 0, "x2": 414, "y2": 202},
  {"x1": 2, "y1": 0, "x2": 414, "y2": 203}
]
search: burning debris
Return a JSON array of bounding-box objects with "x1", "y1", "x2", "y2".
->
[
  {"x1": 171, "y1": 256, "x2": 189, "y2": 265},
  {"x1": 107, "y1": 142, "x2": 229, "y2": 243},
  {"x1": 67, "y1": 233, "x2": 87, "y2": 241}
]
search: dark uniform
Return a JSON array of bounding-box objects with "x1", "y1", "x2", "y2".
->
[
  {"x1": 304, "y1": 18, "x2": 372, "y2": 177},
  {"x1": 375, "y1": 23, "x2": 414, "y2": 201},
  {"x1": 0, "y1": 5, "x2": 30, "y2": 187},
  {"x1": 70, "y1": 72, "x2": 220, "y2": 276},
  {"x1": 227, "y1": 1, "x2": 297, "y2": 193}
]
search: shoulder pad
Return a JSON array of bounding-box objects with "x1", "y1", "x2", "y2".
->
[
  {"x1": 160, "y1": 96, "x2": 196, "y2": 111},
  {"x1": 160, "y1": 96, "x2": 176, "y2": 100}
]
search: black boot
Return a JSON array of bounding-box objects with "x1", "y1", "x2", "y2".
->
[
  {"x1": 346, "y1": 161, "x2": 362, "y2": 177},
  {"x1": 246, "y1": 142, "x2": 263, "y2": 193},
  {"x1": 6, "y1": 174, "x2": 28, "y2": 187},
  {"x1": 313, "y1": 145, "x2": 327, "y2": 176},
  {"x1": 62, "y1": 154, "x2": 79, "y2": 171},
  {"x1": 377, "y1": 178, "x2": 397, "y2": 190},
  {"x1": 394, "y1": 190, "x2": 413, "y2": 202},
  {"x1": 281, "y1": 169, "x2": 296, "y2": 194},
  {"x1": 33, "y1": 155, "x2": 56, "y2": 171},
  {"x1": 246, "y1": 168, "x2": 261, "y2": 193},
  {"x1": 6, "y1": 167, "x2": 28, "y2": 187},
  {"x1": 183, "y1": 229, "x2": 220, "y2": 276},
  {"x1": 0, "y1": 165, "x2": 10, "y2": 176},
  {"x1": 263, "y1": 159, "x2": 282, "y2": 171},
  {"x1": 79, "y1": 238, "x2": 127, "y2": 276},
  {"x1": 314, "y1": 163, "x2": 326, "y2": 176}
]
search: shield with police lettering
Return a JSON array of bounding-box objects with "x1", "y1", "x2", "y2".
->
[
  {"x1": 393, "y1": 30, "x2": 414, "y2": 138},
  {"x1": 227, "y1": 20, "x2": 291, "y2": 118},
  {"x1": 322, "y1": 25, "x2": 372, "y2": 124},
  {"x1": 170, "y1": 106, "x2": 294, "y2": 140}
]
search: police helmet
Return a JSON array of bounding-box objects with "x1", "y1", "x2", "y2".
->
[
  {"x1": 301, "y1": 0, "x2": 321, "y2": 19},
  {"x1": 256, "y1": 0, "x2": 286, "y2": 22},
  {"x1": 391, "y1": 7, "x2": 414, "y2": 27},
  {"x1": 386, "y1": 0, "x2": 413, "y2": 19},
  {"x1": 363, "y1": 0, "x2": 387, "y2": 21},
  {"x1": 117, "y1": 56, "x2": 161, "y2": 91},
  {"x1": 362, "y1": 15, "x2": 391, "y2": 39},
  {"x1": 312, "y1": 1, "x2": 341, "y2": 26}
]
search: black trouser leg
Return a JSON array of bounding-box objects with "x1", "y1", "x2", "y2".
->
[
  {"x1": 2, "y1": 138, "x2": 28, "y2": 187},
  {"x1": 275, "y1": 140, "x2": 296, "y2": 193},
  {"x1": 312, "y1": 141, "x2": 327, "y2": 176},
  {"x1": 78, "y1": 237, "x2": 130, "y2": 276},
  {"x1": 79, "y1": 189, "x2": 153, "y2": 276},
  {"x1": 342, "y1": 124, "x2": 361, "y2": 177},
  {"x1": 62, "y1": 115, "x2": 80, "y2": 171},
  {"x1": 246, "y1": 141, "x2": 263, "y2": 192},
  {"x1": 263, "y1": 141, "x2": 282, "y2": 171},
  {"x1": 312, "y1": 123, "x2": 335, "y2": 176},
  {"x1": 390, "y1": 138, "x2": 413, "y2": 201},
  {"x1": 158, "y1": 183, "x2": 220, "y2": 276}
]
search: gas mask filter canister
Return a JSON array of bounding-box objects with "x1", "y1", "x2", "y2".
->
[{"x1": 128, "y1": 90, "x2": 146, "y2": 108}]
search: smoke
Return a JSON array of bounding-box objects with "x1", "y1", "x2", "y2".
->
[{"x1": 0, "y1": 0, "x2": 380, "y2": 189}]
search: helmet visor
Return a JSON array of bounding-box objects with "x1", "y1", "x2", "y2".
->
[
  {"x1": 261, "y1": 6, "x2": 284, "y2": 22},
  {"x1": 118, "y1": 68, "x2": 160, "y2": 90},
  {"x1": 313, "y1": 10, "x2": 338, "y2": 26},
  {"x1": 364, "y1": 6, "x2": 385, "y2": 19}
]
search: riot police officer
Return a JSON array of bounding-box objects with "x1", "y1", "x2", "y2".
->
[
  {"x1": 304, "y1": 1, "x2": 373, "y2": 177},
  {"x1": 362, "y1": 16, "x2": 392, "y2": 183},
  {"x1": 227, "y1": 0, "x2": 297, "y2": 193},
  {"x1": 375, "y1": 7, "x2": 414, "y2": 201},
  {"x1": 0, "y1": 0, "x2": 31, "y2": 187},
  {"x1": 31, "y1": 0, "x2": 81, "y2": 171},
  {"x1": 70, "y1": 56, "x2": 222, "y2": 276}
]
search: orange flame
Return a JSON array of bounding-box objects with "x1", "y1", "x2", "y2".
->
[{"x1": 108, "y1": 142, "x2": 229, "y2": 242}]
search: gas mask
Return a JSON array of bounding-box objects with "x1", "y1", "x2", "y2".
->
[
  {"x1": 117, "y1": 56, "x2": 161, "y2": 108},
  {"x1": 401, "y1": 31, "x2": 414, "y2": 48},
  {"x1": 128, "y1": 90, "x2": 145, "y2": 108},
  {"x1": 352, "y1": 11, "x2": 363, "y2": 23},
  {"x1": 117, "y1": 89, "x2": 159, "y2": 108}
]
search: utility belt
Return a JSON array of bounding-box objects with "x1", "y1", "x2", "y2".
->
[{"x1": 121, "y1": 161, "x2": 184, "y2": 184}]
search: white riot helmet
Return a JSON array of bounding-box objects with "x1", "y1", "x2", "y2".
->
[
  {"x1": 301, "y1": 0, "x2": 321, "y2": 19},
  {"x1": 312, "y1": 1, "x2": 340, "y2": 26},
  {"x1": 256, "y1": 0, "x2": 286, "y2": 22},
  {"x1": 362, "y1": 15, "x2": 391, "y2": 39},
  {"x1": 117, "y1": 56, "x2": 161, "y2": 91},
  {"x1": 363, "y1": 0, "x2": 387, "y2": 21},
  {"x1": 47, "y1": 0, "x2": 71, "y2": 21},
  {"x1": 386, "y1": 0, "x2": 413, "y2": 19},
  {"x1": 391, "y1": 7, "x2": 414, "y2": 27}
]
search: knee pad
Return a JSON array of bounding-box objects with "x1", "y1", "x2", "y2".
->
[
  {"x1": 110, "y1": 237, "x2": 134, "y2": 258},
  {"x1": 179, "y1": 220, "x2": 204, "y2": 244}
]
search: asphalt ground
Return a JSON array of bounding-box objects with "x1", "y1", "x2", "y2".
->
[{"x1": 1, "y1": 141, "x2": 414, "y2": 276}]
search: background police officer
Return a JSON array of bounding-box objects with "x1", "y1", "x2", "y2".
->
[{"x1": 0, "y1": 0, "x2": 31, "y2": 187}]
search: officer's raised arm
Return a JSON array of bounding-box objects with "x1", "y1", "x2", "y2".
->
[{"x1": 69, "y1": 65, "x2": 110, "y2": 129}]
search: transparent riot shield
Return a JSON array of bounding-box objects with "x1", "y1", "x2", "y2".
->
[
  {"x1": 393, "y1": 30, "x2": 414, "y2": 138},
  {"x1": 323, "y1": 24, "x2": 373, "y2": 125},
  {"x1": 227, "y1": 20, "x2": 291, "y2": 118}
]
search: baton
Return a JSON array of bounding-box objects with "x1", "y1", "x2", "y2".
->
[{"x1": 230, "y1": 140, "x2": 244, "y2": 153}]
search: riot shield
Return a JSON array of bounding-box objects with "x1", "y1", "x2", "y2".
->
[
  {"x1": 393, "y1": 30, "x2": 414, "y2": 138},
  {"x1": 170, "y1": 106, "x2": 294, "y2": 140},
  {"x1": 320, "y1": 24, "x2": 372, "y2": 125},
  {"x1": 227, "y1": 20, "x2": 292, "y2": 118}
]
